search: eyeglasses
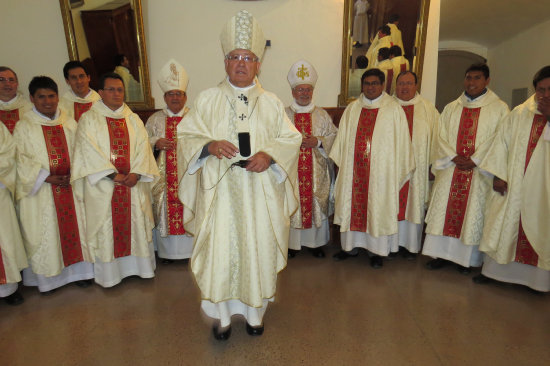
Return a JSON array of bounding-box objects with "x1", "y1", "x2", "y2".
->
[
  {"x1": 396, "y1": 81, "x2": 415, "y2": 87},
  {"x1": 295, "y1": 87, "x2": 313, "y2": 93},
  {"x1": 103, "y1": 87, "x2": 124, "y2": 93},
  {"x1": 0, "y1": 77, "x2": 17, "y2": 83},
  {"x1": 166, "y1": 91, "x2": 185, "y2": 97},
  {"x1": 225, "y1": 54, "x2": 258, "y2": 63},
  {"x1": 363, "y1": 81, "x2": 381, "y2": 86}
]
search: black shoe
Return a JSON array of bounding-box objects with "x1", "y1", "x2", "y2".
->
[
  {"x1": 426, "y1": 258, "x2": 448, "y2": 270},
  {"x1": 370, "y1": 256, "x2": 383, "y2": 269},
  {"x1": 288, "y1": 249, "x2": 299, "y2": 258},
  {"x1": 246, "y1": 323, "x2": 264, "y2": 336},
  {"x1": 386, "y1": 251, "x2": 399, "y2": 261},
  {"x1": 308, "y1": 247, "x2": 325, "y2": 258},
  {"x1": 457, "y1": 265, "x2": 471, "y2": 275},
  {"x1": 40, "y1": 289, "x2": 57, "y2": 296},
  {"x1": 161, "y1": 259, "x2": 175, "y2": 264},
  {"x1": 402, "y1": 251, "x2": 417, "y2": 261},
  {"x1": 75, "y1": 279, "x2": 93, "y2": 288},
  {"x1": 4, "y1": 291, "x2": 24, "y2": 306},
  {"x1": 212, "y1": 325, "x2": 231, "y2": 341},
  {"x1": 472, "y1": 274, "x2": 491, "y2": 284},
  {"x1": 332, "y1": 250, "x2": 358, "y2": 261}
]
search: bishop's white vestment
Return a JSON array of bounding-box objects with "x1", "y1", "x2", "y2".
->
[
  {"x1": 394, "y1": 93, "x2": 439, "y2": 253},
  {"x1": 178, "y1": 79, "x2": 301, "y2": 327},
  {"x1": 0, "y1": 123, "x2": 27, "y2": 297},
  {"x1": 285, "y1": 103, "x2": 337, "y2": 250},
  {"x1": 423, "y1": 90, "x2": 509, "y2": 267},
  {"x1": 146, "y1": 107, "x2": 194, "y2": 260},
  {"x1": 72, "y1": 101, "x2": 159, "y2": 287},
  {"x1": 479, "y1": 95, "x2": 550, "y2": 291},
  {"x1": 330, "y1": 93, "x2": 414, "y2": 256},
  {"x1": 14, "y1": 108, "x2": 93, "y2": 292},
  {"x1": 59, "y1": 89, "x2": 101, "y2": 122}
]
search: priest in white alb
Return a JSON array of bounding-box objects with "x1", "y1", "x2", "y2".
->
[
  {"x1": 0, "y1": 122, "x2": 27, "y2": 305},
  {"x1": 146, "y1": 59, "x2": 193, "y2": 263},
  {"x1": 330, "y1": 68, "x2": 414, "y2": 269},
  {"x1": 393, "y1": 71, "x2": 439, "y2": 258},
  {"x1": 177, "y1": 10, "x2": 301, "y2": 340},
  {"x1": 0, "y1": 66, "x2": 31, "y2": 134},
  {"x1": 59, "y1": 61, "x2": 101, "y2": 122},
  {"x1": 285, "y1": 60, "x2": 338, "y2": 259},
  {"x1": 72, "y1": 73, "x2": 159, "y2": 288},
  {"x1": 14, "y1": 76, "x2": 93, "y2": 293},
  {"x1": 475, "y1": 66, "x2": 550, "y2": 292},
  {"x1": 423, "y1": 64, "x2": 509, "y2": 273}
]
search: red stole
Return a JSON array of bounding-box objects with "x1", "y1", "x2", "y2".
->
[
  {"x1": 0, "y1": 252, "x2": 5, "y2": 284},
  {"x1": 0, "y1": 109, "x2": 20, "y2": 134},
  {"x1": 74, "y1": 102, "x2": 93, "y2": 122},
  {"x1": 385, "y1": 69, "x2": 394, "y2": 94},
  {"x1": 294, "y1": 113, "x2": 314, "y2": 228},
  {"x1": 515, "y1": 114, "x2": 546, "y2": 265},
  {"x1": 350, "y1": 108, "x2": 379, "y2": 232},
  {"x1": 398, "y1": 105, "x2": 414, "y2": 220},
  {"x1": 442, "y1": 107, "x2": 481, "y2": 238},
  {"x1": 106, "y1": 117, "x2": 132, "y2": 258},
  {"x1": 42, "y1": 124, "x2": 84, "y2": 267},
  {"x1": 165, "y1": 116, "x2": 185, "y2": 235}
]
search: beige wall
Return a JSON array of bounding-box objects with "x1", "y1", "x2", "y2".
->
[
  {"x1": 488, "y1": 18, "x2": 550, "y2": 107},
  {"x1": 1, "y1": 0, "x2": 439, "y2": 108}
]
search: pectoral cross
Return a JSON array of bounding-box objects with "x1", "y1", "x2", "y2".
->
[
  {"x1": 239, "y1": 114, "x2": 246, "y2": 121},
  {"x1": 238, "y1": 94, "x2": 248, "y2": 105}
]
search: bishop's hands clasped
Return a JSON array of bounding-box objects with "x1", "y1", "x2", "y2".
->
[
  {"x1": 208, "y1": 139, "x2": 272, "y2": 173},
  {"x1": 301, "y1": 134, "x2": 318, "y2": 149}
]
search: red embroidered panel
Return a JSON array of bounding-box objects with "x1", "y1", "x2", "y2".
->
[
  {"x1": 514, "y1": 114, "x2": 546, "y2": 265},
  {"x1": 42, "y1": 125, "x2": 84, "y2": 267},
  {"x1": 398, "y1": 105, "x2": 414, "y2": 221},
  {"x1": 295, "y1": 113, "x2": 314, "y2": 228},
  {"x1": 165, "y1": 116, "x2": 185, "y2": 235},
  {"x1": 74, "y1": 102, "x2": 93, "y2": 122},
  {"x1": 0, "y1": 250, "x2": 6, "y2": 284},
  {"x1": 385, "y1": 69, "x2": 394, "y2": 94},
  {"x1": 442, "y1": 107, "x2": 481, "y2": 238},
  {"x1": 0, "y1": 109, "x2": 20, "y2": 134},
  {"x1": 350, "y1": 108, "x2": 379, "y2": 232},
  {"x1": 106, "y1": 117, "x2": 132, "y2": 258}
]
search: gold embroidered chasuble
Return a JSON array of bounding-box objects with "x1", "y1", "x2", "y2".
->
[
  {"x1": 481, "y1": 95, "x2": 550, "y2": 270},
  {"x1": 285, "y1": 106, "x2": 337, "y2": 229},
  {"x1": 71, "y1": 102, "x2": 159, "y2": 262},
  {"x1": 177, "y1": 79, "x2": 301, "y2": 307},
  {"x1": 394, "y1": 93, "x2": 439, "y2": 224},
  {"x1": 330, "y1": 93, "x2": 414, "y2": 237},
  {"x1": 13, "y1": 109, "x2": 91, "y2": 277},
  {"x1": 59, "y1": 89, "x2": 101, "y2": 121},
  {"x1": 425, "y1": 89, "x2": 509, "y2": 246},
  {"x1": 0, "y1": 123, "x2": 27, "y2": 284}
]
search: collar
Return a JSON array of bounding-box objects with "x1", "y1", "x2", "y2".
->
[
  {"x1": 32, "y1": 106, "x2": 60, "y2": 121},
  {"x1": 0, "y1": 94, "x2": 19, "y2": 107},
  {"x1": 395, "y1": 92, "x2": 420, "y2": 106},
  {"x1": 227, "y1": 77, "x2": 256, "y2": 93},
  {"x1": 464, "y1": 88, "x2": 488, "y2": 102},
  {"x1": 71, "y1": 88, "x2": 92, "y2": 100},
  {"x1": 361, "y1": 92, "x2": 384, "y2": 105},
  {"x1": 164, "y1": 107, "x2": 186, "y2": 117},
  {"x1": 290, "y1": 101, "x2": 315, "y2": 113}
]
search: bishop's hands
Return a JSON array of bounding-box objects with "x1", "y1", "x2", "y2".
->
[
  {"x1": 301, "y1": 134, "x2": 319, "y2": 149},
  {"x1": 45, "y1": 175, "x2": 71, "y2": 187},
  {"x1": 452, "y1": 155, "x2": 477, "y2": 170},
  {"x1": 209, "y1": 140, "x2": 239, "y2": 159},
  {"x1": 113, "y1": 173, "x2": 140, "y2": 187},
  {"x1": 493, "y1": 176, "x2": 508, "y2": 196},
  {"x1": 155, "y1": 138, "x2": 175, "y2": 151},
  {"x1": 245, "y1": 151, "x2": 272, "y2": 173}
]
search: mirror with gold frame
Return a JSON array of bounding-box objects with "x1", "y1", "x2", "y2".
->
[
  {"x1": 59, "y1": 0, "x2": 154, "y2": 110},
  {"x1": 339, "y1": 0, "x2": 430, "y2": 106}
]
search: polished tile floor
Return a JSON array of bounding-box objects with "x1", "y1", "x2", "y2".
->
[{"x1": 1, "y1": 244, "x2": 549, "y2": 366}]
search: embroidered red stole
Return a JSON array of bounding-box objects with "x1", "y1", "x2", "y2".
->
[
  {"x1": 385, "y1": 69, "x2": 394, "y2": 94},
  {"x1": 398, "y1": 105, "x2": 414, "y2": 220},
  {"x1": 515, "y1": 114, "x2": 546, "y2": 265},
  {"x1": 106, "y1": 117, "x2": 132, "y2": 258},
  {"x1": 295, "y1": 113, "x2": 314, "y2": 228},
  {"x1": 442, "y1": 107, "x2": 481, "y2": 238},
  {"x1": 0, "y1": 109, "x2": 20, "y2": 134},
  {"x1": 42, "y1": 124, "x2": 84, "y2": 267},
  {"x1": 74, "y1": 102, "x2": 93, "y2": 122},
  {"x1": 165, "y1": 116, "x2": 185, "y2": 235},
  {"x1": 350, "y1": 108, "x2": 379, "y2": 232}
]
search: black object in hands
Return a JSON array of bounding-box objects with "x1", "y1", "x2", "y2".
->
[
  {"x1": 238, "y1": 132, "x2": 251, "y2": 157},
  {"x1": 233, "y1": 160, "x2": 250, "y2": 168}
]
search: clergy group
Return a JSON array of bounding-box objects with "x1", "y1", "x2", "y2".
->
[{"x1": 1, "y1": 10, "x2": 549, "y2": 342}]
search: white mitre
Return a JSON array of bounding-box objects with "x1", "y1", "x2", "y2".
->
[
  {"x1": 220, "y1": 10, "x2": 266, "y2": 59},
  {"x1": 158, "y1": 59, "x2": 189, "y2": 93},
  {"x1": 287, "y1": 60, "x2": 318, "y2": 88}
]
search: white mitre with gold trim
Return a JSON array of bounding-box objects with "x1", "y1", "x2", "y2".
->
[
  {"x1": 158, "y1": 59, "x2": 189, "y2": 93},
  {"x1": 220, "y1": 10, "x2": 266, "y2": 59},
  {"x1": 287, "y1": 60, "x2": 318, "y2": 88}
]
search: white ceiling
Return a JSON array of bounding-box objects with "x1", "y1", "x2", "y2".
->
[{"x1": 439, "y1": 0, "x2": 550, "y2": 48}]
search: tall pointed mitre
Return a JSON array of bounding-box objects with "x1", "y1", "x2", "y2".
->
[
  {"x1": 157, "y1": 59, "x2": 189, "y2": 93},
  {"x1": 287, "y1": 60, "x2": 318, "y2": 88},
  {"x1": 220, "y1": 10, "x2": 266, "y2": 59}
]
